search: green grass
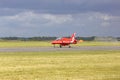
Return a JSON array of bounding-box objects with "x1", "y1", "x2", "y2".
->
[
  {"x1": 0, "y1": 51, "x2": 120, "y2": 80},
  {"x1": 76, "y1": 41, "x2": 120, "y2": 46},
  {"x1": 0, "y1": 41, "x2": 120, "y2": 48},
  {"x1": 0, "y1": 41, "x2": 51, "y2": 47}
]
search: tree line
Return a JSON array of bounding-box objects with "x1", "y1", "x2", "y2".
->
[
  {"x1": 0, "y1": 36, "x2": 119, "y2": 41},
  {"x1": 0, "y1": 36, "x2": 95, "y2": 41}
]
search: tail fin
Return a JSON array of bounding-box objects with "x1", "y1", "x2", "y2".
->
[{"x1": 71, "y1": 33, "x2": 76, "y2": 43}]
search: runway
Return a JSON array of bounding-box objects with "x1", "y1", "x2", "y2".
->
[{"x1": 0, "y1": 46, "x2": 120, "y2": 52}]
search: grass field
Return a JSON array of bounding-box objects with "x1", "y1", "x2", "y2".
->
[
  {"x1": 0, "y1": 41, "x2": 120, "y2": 47},
  {"x1": 0, "y1": 51, "x2": 120, "y2": 80},
  {"x1": 0, "y1": 41, "x2": 51, "y2": 47}
]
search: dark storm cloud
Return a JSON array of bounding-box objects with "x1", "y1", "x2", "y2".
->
[
  {"x1": 0, "y1": 0, "x2": 120, "y2": 37},
  {"x1": 0, "y1": 11, "x2": 120, "y2": 37},
  {"x1": 0, "y1": 0, "x2": 120, "y2": 15}
]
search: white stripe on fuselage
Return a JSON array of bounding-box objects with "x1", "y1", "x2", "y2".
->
[{"x1": 70, "y1": 33, "x2": 75, "y2": 43}]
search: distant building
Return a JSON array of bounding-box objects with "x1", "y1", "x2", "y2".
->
[
  {"x1": 94, "y1": 36, "x2": 118, "y2": 41},
  {"x1": 117, "y1": 37, "x2": 120, "y2": 41}
]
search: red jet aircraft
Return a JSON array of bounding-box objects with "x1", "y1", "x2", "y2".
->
[{"x1": 51, "y1": 33, "x2": 77, "y2": 48}]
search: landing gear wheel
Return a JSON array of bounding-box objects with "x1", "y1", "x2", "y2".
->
[
  {"x1": 54, "y1": 45, "x2": 55, "y2": 48},
  {"x1": 60, "y1": 45, "x2": 62, "y2": 48},
  {"x1": 69, "y1": 45, "x2": 71, "y2": 48}
]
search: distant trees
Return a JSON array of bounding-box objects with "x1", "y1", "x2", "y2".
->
[
  {"x1": 117, "y1": 37, "x2": 120, "y2": 41},
  {"x1": 0, "y1": 36, "x2": 95, "y2": 41},
  {"x1": 0, "y1": 37, "x2": 56, "y2": 41},
  {"x1": 27, "y1": 37, "x2": 56, "y2": 41},
  {"x1": 0, "y1": 36, "x2": 119, "y2": 41},
  {"x1": 76, "y1": 36, "x2": 95, "y2": 41}
]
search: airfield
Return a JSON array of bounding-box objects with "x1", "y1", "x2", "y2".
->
[
  {"x1": 0, "y1": 41, "x2": 120, "y2": 80},
  {"x1": 0, "y1": 41, "x2": 120, "y2": 52},
  {"x1": 0, "y1": 46, "x2": 120, "y2": 52}
]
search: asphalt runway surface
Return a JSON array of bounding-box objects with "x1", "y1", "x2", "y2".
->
[{"x1": 0, "y1": 46, "x2": 120, "y2": 52}]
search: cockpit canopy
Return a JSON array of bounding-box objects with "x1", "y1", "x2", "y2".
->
[{"x1": 56, "y1": 37, "x2": 62, "y2": 40}]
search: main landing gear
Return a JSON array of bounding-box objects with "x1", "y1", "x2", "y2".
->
[
  {"x1": 53, "y1": 44, "x2": 71, "y2": 48},
  {"x1": 59, "y1": 45, "x2": 71, "y2": 48},
  {"x1": 60, "y1": 45, "x2": 62, "y2": 48},
  {"x1": 68, "y1": 45, "x2": 71, "y2": 48}
]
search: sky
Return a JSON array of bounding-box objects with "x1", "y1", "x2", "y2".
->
[{"x1": 0, "y1": 0, "x2": 120, "y2": 37}]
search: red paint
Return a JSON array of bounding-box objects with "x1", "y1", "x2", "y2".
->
[{"x1": 51, "y1": 33, "x2": 77, "y2": 48}]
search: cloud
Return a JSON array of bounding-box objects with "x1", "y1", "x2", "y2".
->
[
  {"x1": 0, "y1": 0, "x2": 120, "y2": 15},
  {"x1": 0, "y1": 11, "x2": 120, "y2": 37},
  {"x1": 0, "y1": 11, "x2": 73, "y2": 37},
  {"x1": 0, "y1": 11, "x2": 72, "y2": 27},
  {"x1": 0, "y1": 0, "x2": 120, "y2": 37}
]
